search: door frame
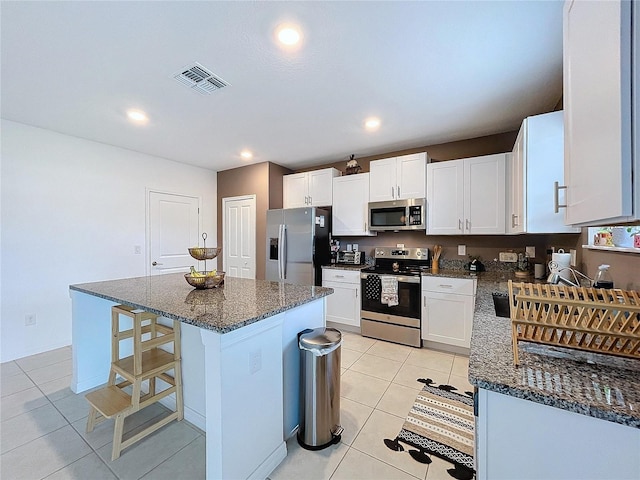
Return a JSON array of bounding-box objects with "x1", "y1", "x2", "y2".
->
[
  {"x1": 222, "y1": 194, "x2": 257, "y2": 279},
  {"x1": 146, "y1": 188, "x2": 202, "y2": 276}
]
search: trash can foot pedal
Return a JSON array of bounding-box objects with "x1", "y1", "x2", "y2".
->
[{"x1": 296, "y1": 427, "x2": 343, "y2": 451}]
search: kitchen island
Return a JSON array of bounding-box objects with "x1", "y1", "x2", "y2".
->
[
  {"x1": 467, "y1": 271, "x2": 640, "y2": 480},
  {"x1": 70, "y1": 273, "x2": 332, "y2": 480}
]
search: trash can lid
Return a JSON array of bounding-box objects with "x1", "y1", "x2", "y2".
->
[{"x1": 299, "y1": 327, "x2": 342, "y2": 351}]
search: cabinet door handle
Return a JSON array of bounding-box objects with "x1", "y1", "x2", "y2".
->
[
  {"x1": 397, "y1": 186, "x2": 400, "y2": 198},
  {"x1": 459, "y1": 219, "x2": 463, "y2": 231},
  {"x1": 512, "y1": 214, "x2": 518, "y2": 228},
  {"x1": 335, "y1": 275, "x2": 344, "y2": 278},
  {"x1": 466, "y1": 219, "x2": 470, "y2": 231},
  {"x1": 355, "y1": 290, "x2": 358, "y2": 298},
  {"x1": 309, "y1": 195, "x2": 312, "y2": 205},
  {"x1": 391, "y1": 187, "x2": 395, "y2": 199},
  {"x1": 554, "y1": 181, "x2": 567, "y2": 213},
  {"x1": 423, "y1": 296, "x2": 426, "y2": 307},
  {"x1": 439, "y1": 284, "x2": 453, "y2": 288}
]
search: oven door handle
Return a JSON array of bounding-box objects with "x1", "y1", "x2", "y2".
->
[{"x1": 360, "y1": 273, "x2": 420, "y2": 284}]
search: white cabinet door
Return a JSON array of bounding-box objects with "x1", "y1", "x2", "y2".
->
[
  {"x1": 507, "y1": 126, "x2": 526, "y2": 234},
  {"x1": 370, "y1": 154, "x2": 428, "y2": 202},
  {"x1": 421, "y1": 277, "x2": 475, "y2": 348},
  {"x1": 323, "y1": 281, "x2": 360, "y2": 327},
  {"x1": 563, "y1": 0, "x2": 637, "y2": 225},
  {"x1": 283, "y1": 173, "x2": 308, "y2": 208},
  {"x1": 332, "y1": 174, "x2": 375, "y2": 236},
  {"x1": 427, "y1": 160, "x2": 465, "y2": 235},
  {"x1": 465, "y1": 154, "x2": 506, "y2": 235},
  {"x1": 421, "y1": 292, "x2": 473, "y2": 348},
  {"x1": 283, "y1": 168, "x2": 339, "y2": 208},
  {"x1": 322, "y1": 269, "x2": 361, "y2": 328},
  {"x1": 397, "y1": 153, "x2": 427, "y2": 199},
  {"x1": 525, "y1": 112, "x2": 580, "y2": 234},
  {"x1": 508, "y1": 112, "x2": 581, "y2": 234},
  {"x1": 308, "y1": 169, "x2": 338, "y2": 207},
  {"x1": 369, "y1": 158, "x2": 397, "y2": 202}
]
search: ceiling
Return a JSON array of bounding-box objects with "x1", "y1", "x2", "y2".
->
[{"x1": 1, "y1": 1, "x2": 563, "y2": 172}]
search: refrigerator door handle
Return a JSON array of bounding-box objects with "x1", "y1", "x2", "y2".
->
[
  {"x1": 277, "y1": 224, "x2": 284, "y2": 280},
  {"x1": 281, "y1": 224, "x2": 287, "y2": 279}
]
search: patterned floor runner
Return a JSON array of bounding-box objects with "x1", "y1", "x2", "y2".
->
[{"x1": 384, "y1": 378, "x2": 475, "y2": 480}]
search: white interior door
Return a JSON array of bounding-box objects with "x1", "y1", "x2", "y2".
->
[
  {"x1": 223, "y1": 195, "x2": 256, "y2": 279},
  {"x1": 148, "y1": 191, "x2": 200, "y2": 275}
]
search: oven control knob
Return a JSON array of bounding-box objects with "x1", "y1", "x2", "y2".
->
[{"x1": 416, "y1": 250, "x2": 422, "y2": 257}]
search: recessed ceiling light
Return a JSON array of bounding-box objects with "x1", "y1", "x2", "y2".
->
[
  {"x1": 365, "y1": 117, "x2": 381, "y2": 130},
  {"x1": 240, "y1": 150, "x2": 253, "y2": 160},
  {"x1": 127, "y1": 109, "x2": 148, "y2": 124},
  {"x1": 277, "y1": 26, "x2": 301, "y2": 45}
]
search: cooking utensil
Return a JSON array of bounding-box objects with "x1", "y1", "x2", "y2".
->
[{"x1": 432, "y1": 245, "x2": 442, "y2": 273}]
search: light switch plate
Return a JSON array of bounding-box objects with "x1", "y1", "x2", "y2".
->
[
  {"x1": 458, "y1": 245, "x2": 466, "y2": 256},
  {"x1": 570, "y1": 249, "x2": 577, "y2": 266},
  {"x1": 525, "y1": 246, "x2": 535, "y2": 258}
]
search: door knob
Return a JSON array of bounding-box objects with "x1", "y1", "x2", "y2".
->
[{"x1": 152, "y1": 261, "x2": 163, "y2": 266}]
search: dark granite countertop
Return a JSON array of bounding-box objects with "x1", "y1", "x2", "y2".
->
[
  {"x1": 322, "y1": 264, "x2": 368, "y2": 271},
  {"x1": 465, "y1": 270, "x2": 640, "y2": 429},
  {"x1": 70, "y1": 274, "x2": 333, "y2": 334}
]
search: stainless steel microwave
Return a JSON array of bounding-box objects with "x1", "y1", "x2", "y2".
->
[{"x1": 368, "y1": 198, "x2": 426, "y2": 231}]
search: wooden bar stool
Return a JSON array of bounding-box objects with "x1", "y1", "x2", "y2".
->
[{"x1": 85, "y1": 304, "x2": 183, "y2": 460}]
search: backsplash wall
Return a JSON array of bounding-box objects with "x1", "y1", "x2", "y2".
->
[{"x1": 334, "y1": 231, "x2": 581, "y2": 271}]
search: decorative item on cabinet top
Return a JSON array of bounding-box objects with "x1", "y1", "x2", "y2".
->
[{"x1": 345, "y1": 154, "x2": 362, "y2": 175}]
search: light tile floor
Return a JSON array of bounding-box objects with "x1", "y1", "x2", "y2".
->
[{"x1": 1, "y1": 331, "x2": 472, "y2": 480}]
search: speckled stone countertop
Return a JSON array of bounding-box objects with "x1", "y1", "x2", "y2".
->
[
  {"x1": 70, "y1": 274, "x2": 333, "y2": 334},
  {"x1": 463, "y1": 270, "x2": 640, "y2": 429},
  {"x1": 322, "y1": 264, "x2": 368, "y2": 271}
]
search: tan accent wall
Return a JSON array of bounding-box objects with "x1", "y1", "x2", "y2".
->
[
  {"x1": 577, "y1": 230, "x2": 640, "y2": 291},
  {"x1": 296, "y1": 130, "x2": 519, "y2": 174},
  {"x1": 217, "y1": 161, "x2": 292, "y2": 279},
  {"x1": 216, "y1": 126, "x2": 638, "y2": 290}
]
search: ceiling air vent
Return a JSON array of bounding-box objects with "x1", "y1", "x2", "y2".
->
[{"x1": 172, "y1": 62, "x2": 230, "y2": 95}]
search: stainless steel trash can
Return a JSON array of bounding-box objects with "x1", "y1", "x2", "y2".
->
[{"x1": 297, "y1": 327, "x2": 343, "y2": 450}]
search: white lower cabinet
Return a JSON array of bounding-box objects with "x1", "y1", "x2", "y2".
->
[
  {"x1": 421, "y1": 276, "x2": 476, "y2": 348},
  {"x1": 476, "y1": 388, "x2": 640, "y2": 479},
  {"x1": 322, "y1": 269, "x2": 361, "y2": 328}
]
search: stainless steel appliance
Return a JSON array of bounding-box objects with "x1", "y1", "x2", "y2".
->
[
  {"x1": 368, "y1": 198, "x2": 426, "y2": 231},
  {"x1": 266, "y1": 207, "x2": 330, "y2": 286},
  {"x1": 337, "y1": 250, "x2": 365, "y2": 265},
  {"x1": 360, "y1": 247, "x2": 430, "y2": 347}
]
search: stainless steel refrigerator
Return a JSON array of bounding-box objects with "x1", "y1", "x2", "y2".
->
[{"x1": 266, "y1": 207, "x2": 331, "y2": 286}]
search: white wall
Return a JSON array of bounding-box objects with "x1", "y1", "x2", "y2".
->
[{"x1": 1, "y1": 120, "x2": 218, "y2": 362}]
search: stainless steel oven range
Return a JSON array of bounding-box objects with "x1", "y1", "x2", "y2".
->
[{"x1": 360, "y1": 247, "x2": 430, "y2": 347}]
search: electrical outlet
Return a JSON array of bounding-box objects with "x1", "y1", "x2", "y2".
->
[
  {"x1": 25, "y1": 313, "x2": 36, "y2": 326},
  {"x1": 499, "y1": 252, "x2": 518, "y2": 262},
  {"x1": 525, "y1": 246, "x2": 535, "y2": 258},
  {"x1": 458, "y1": 245, "x2": 466, "y2": 256},
  {"x1": 570, "y1": 249, "x2": 577, "y2": 266},
  {"x1": 249, "y1": 349, "x2": 262, "y2": 374},
  {"x1": 134, "y1": 245, "x2": 142, "y2": 255}
]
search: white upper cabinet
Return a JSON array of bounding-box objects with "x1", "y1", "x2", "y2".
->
[
  {"x1": 283, "y1": 168, "x2": 340, "y2": 208},
  {"x1": 332, "y1": 173, "x2": 376, "y2": 236},
  {"x1": 507, "y1": 111, "x2": 580, "y2": 234},
  {"x1": 563, "y1": 0, "x2": 639, "y2": 225},
  {"x1": 427, "y1": 154, "x2": 507, "y2": 235},
  {"x1": 369, "y1": 153, "x2": 428, "y2": 202}
]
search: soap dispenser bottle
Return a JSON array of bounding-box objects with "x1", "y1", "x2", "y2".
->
[{"x1": 593, "y1": 264, "x2": 614, "y2": 289}]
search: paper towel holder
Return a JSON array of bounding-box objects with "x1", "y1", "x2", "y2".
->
[{"x1": 547, "y1": 261, "x2": 593, "y2": 287}]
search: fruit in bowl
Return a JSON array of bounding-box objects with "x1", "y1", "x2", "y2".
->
[{"x1": 185, "y1": 266, "x2": 225, "y2": 289}]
